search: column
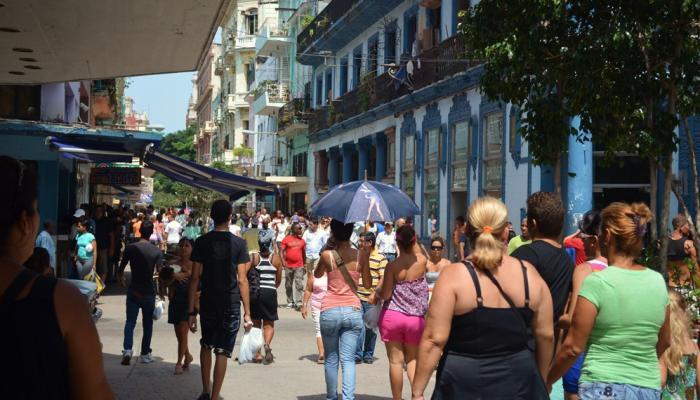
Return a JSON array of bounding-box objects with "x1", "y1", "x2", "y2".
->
[
  {"x1": 384, "y1": 127, "x2": 397, "y2": 182},
  {"x1": 328, "y1": 148, "x2": 339, "y2": 188},
  {"x1": 342, "y1": 144, "x2": 354, "y2": 183},
  {"x1": 357, "y1": 141, "x2": 370, "y2": 180},
  {"x1": 566, "y1": 116, "x2": 593, "y2": 234},
  {"x1": 375, "y1": 134, "x2": 387, "y2": 181}
]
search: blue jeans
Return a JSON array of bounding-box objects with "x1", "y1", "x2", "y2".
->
[
  {"x1": 383, "y1": 253, "x2": 397, "y2": 262},
  {"x1": 123, "y1": 290, "x2": 156, "y2": 356},
  {"x1": 579, "y1": 382, "x2": 661, "y2": 400},
  {"x1": 355, "y1": 300, "x2": 378, "y2": 361},
  {"x1": 321, "y1": 306, "x2": 363, "y2": 400}
]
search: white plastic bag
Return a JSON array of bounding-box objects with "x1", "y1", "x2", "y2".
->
[
  {"x1": 152, "y1": 299, "x2": 164, "y2": 321},
  {"x1": 238, "y1": 327, "x2": 263, "y2": 364},
  {"x1": 363, "y1": 301, "x2": 383, "y2": 330}
]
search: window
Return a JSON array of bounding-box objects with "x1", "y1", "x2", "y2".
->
[
  {"x1": 402, "y1": 135, "x2": 415, "y2": 199},
  {"x1": 384, "y1": 25, "x2": 397, "y2": 64},
  {"x1": 424, "y1": 128, "x2": 440, "y2": 236},
  {"x1": 316, "y1": 76, "x2": 323, "y2": 106},
  {"x1": 352, "y1": 48, "x2": 363, "y2": 89},
  {"x1": 245, "y1": 9, "x2": 258, "y2": 35},
  {"x1": 388, "y1": 140, "x2": 396, "y2": 172},
  {"x1": 404, "y1": 12, "x2": 418, "y2": 54},
  {"x1": 324, "y1": 71, "x2": 333, "y2": 103},
  {"x1": 368, "y1": 37, "x2": 379, "y2": 75},
  {"x1": 292, "y1": 152, "x2": 308, "y2": 176},
  {"x1": 452, "y1": 121, "x2": 469, "y2": 190},
  {"x1": 339, "y1": 57, "x2": 349, "y2": 95},
  {"x1": 483, "y1": 113, "x2": 503, "y2": 199}
]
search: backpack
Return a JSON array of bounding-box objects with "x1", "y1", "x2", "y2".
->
[{"x1": 247, "y1": 254, "x2": 262, "y2": 300}]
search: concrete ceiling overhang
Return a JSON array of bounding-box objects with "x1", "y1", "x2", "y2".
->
[{"x1": 0, "y1": 0, "x2": 226, "y2": 84}]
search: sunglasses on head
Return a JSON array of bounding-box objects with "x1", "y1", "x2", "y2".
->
[{"x1": 430, "y1": 246, "x2": 443, "y2": 251}]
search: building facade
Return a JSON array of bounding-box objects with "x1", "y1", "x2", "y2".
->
[{"x1": 194, "y1": 43, "x2": 222, "y2": 166}]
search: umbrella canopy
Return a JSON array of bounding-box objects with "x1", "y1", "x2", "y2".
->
[{"x1": 310, "y1": 180, "x2": 419, "y2": 224}]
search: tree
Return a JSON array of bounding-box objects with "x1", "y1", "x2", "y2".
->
[
  {"x1": 159, "y1": 125, "x2": 197, "y2": 160},
  {"x1": 461, "y1": 0, "x2": 700, "y2": 271}
]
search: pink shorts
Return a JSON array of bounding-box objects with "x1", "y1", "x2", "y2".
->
[{"x1": 378, "y1": 308, "x2": 425, "y2": 345}]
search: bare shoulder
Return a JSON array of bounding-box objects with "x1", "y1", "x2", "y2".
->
[
  {"x1": 441, "y1": 261, "x2": 468, "y2": 282},
  {"x1": 54, "y1": 280, "x2": 89, "y2": 335}
]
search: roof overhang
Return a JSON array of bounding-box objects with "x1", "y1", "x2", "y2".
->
[{"x1": 0, "y1": 0, "x2": 227, "y2": 84}]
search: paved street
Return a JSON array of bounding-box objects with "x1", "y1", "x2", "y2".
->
[{"x1": 97, "y1": 271, "x2": 565, "y2": 400}]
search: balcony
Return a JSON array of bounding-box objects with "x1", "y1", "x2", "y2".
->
[
  {"x1": 204, "y1": 120, "x2": 217, "y2": 133},
  {"x1": 256, "y1": 18, "x2": 293, "y2": 57},
  {"x1": 278, "y1": 98, "x2": 311, "y2": 136},
  {"x1": 236, "y1": 35, "x2": 255, "y2": 49},
  {"x1": 214, "y1": 56, "x2": 224, "y2": 76},
  {"x1": 297, "y1": 0, "x2": 403, "y2": 66},
  {"x1": 253, "y1": 81, "x2": 290, "y2": 116},
  {"x1": 308, "y1": 35, "x2": 474, "y2": 133},
  {"x1": 226, "y1": 93, "x2": 248, "y2": 113},
  {"x1": 215, "y1": 106, "x2": 223, "y2": 124}
]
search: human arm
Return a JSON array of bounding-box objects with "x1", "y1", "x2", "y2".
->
[
  {"x1": 117, "y1": 246, "x2": 130, "y2": 287},
  {"x1": 546, "y1": 297, "x2": 597, "y2": 386},
  {"x1": 237, "y1": 261, "x2": 253, "y2": 331},
  {"x1": 659, "y1": 357, "x2": 668, "y2": 388},
  {"x1": 656, "y1": 306, "x2": 671, "y2": 358},
  {"x1": 187, "y1": 261, "x2": 202, "y2": 333},
  {"x1": 55, "y1": 281, "x2": 115, "y2": 400},
  {"x1": 280, "y1": 237, "x2": 288, "y2": 268},
  {"x1": 272, "y1": 253, "x2": 283, "y2": 288},
  {"x1": 358, "y1": 243, "x2": 372, "y2": 290},
  {"x1": 529, "y1": 269, "x2": 554, "y2": 379},
  {"x1": 301, "y1": 272, "x2": 314, "y2": 319},
  {"x1": 377, "y1": 263, "x2": 395, "y2": 300},
  {"x1": 411, "y1": 264, "x2": 457, "y2": 400},
  {"x1": 559, "y1": 263, "x2": 593, "y2": 329},
  {"x1": 91, "y1": 240, "x2": 97, "y2": 269}
]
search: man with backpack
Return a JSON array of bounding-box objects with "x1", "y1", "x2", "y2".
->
[{"x1": 188, "y1": 200, "x2": 252, "y2": 400}]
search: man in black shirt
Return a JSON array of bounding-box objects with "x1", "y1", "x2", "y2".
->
[
  {"x1": 94, "y1": 205, "x2": 114, "y2": 282},
  {"x1": 188, "y1": 200, "x2": 251, "y2": 400},
  {"x1": 117, "y1": 220, "x2": 163, "y2": 365},
  {"x1": 511, "y1": 192, "x2": 574, "y2": 324}
]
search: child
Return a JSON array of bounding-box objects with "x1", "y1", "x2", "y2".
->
[{"x1": 660, "y1": 290, "x2": 699, "y2": 399}]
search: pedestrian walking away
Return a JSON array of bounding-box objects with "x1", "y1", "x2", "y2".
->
[
  {"x1": 281, "y1": 222, "x2": 306, "y2": 310},
  {"x1": 164, "y1": 215, "x2": 183, "y2": 256},
  {"x1": 159, "y1": 238, "x2": 194, "y2": 375},
  {"x1": 249, "y1": 234, "x2": 283, "y2": 364},
  {"x1": 0, "y1": 155, "x2": 114, "y2": 399},
  {"x1": 411, "y1": 197, "x2": 553, "y2": 400},
  {"x1": 117, "y1": 220, "x2": 164, "y2": 365},
  {"x1": 376, "y1": 225, "x2": 429, "y2": 400},
  {"x1": 355, "y1": 231, "x2": 388, "y2": 364},
  {"x1": 302, "y1": 266, "x2": 328, "y2": 363},
  {"x1": 314, "y1": 219, "x2": 372, "y2": 400},
  {"x1": 188, "y1": 199, "x2": 253, "y2": 400},
  {"x1": 547, "y1": 202, "x2": 670, "y2": 399},
  {"x1": 94, "y1": 205, "x2": 115, "y2": 282}
]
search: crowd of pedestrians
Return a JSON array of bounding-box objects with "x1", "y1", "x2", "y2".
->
[{"x1": 5, "y1": 149, "x2": 700, "y2": 400}]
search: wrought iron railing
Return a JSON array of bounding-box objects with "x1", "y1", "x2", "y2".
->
[
  {"x1": 297, "y1": 0, "x2": 357, "y2": 54},
  {"x1": 278, "y1": 98, "x2": 310, "y2": 132}
]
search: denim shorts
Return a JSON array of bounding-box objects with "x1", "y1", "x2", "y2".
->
[
  {"x1": 579, "y1": 382, "x2": 661, "y2": 400},
  {"x1": 200, "y1": 305, "x2": 240, "y2": 358}
]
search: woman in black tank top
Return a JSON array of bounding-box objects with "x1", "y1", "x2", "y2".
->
[
  {"x1": 0, "y1": 156, "x2": 114, "y2": 399},
  {"x1": 410, "y1": 197, "x2": 553, "y2": 400}
]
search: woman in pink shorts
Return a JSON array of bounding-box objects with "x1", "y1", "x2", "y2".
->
[{"x1": 375, "y1": 224, "x2": 429, "y2": 400}]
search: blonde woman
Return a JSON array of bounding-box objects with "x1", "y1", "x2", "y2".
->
[
  {"x1": 660, "y1": 290, "x2": 699, "y2": 399},
  {"x1": 411, "y1": 197, "x2": 553, "y2": 399}
]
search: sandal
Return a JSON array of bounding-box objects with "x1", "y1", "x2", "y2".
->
[
  {"x1": 183, "y1": 353, "x2": 193, "y2": 370},
  {"x1": 174, "y1": 364, "x2": 184, "y2": 375}
]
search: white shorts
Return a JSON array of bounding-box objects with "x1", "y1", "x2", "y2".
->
[{"x1": 311, "y1": 308, "x2": 321, "y2": 338}]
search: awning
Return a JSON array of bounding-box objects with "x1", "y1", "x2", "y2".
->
[
  {"x1": 46, "y1": 136, "x2": 135, "y2": 163},
  {"x1": 143, "y1": 145, "x2": 276, "y2": 201}
]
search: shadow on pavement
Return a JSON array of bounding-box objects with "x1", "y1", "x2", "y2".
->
[
  {"x1": 297, "y1": 396, "x2": 392, "y2": 400},
  {"x1": 298, "y1": 353, "x2": 323, "y2": 363},
  {"x1": 103, "y1": 352, "x2": 216, "y2": 400}
]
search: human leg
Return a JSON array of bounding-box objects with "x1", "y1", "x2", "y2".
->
[
  {"x1": 96, "y1": 249, "x2": 109, "y2": 281},
  {"x1": 293, "y1": 267, "x2": 306, "y2": 306},
  {"x1": 385, "y1": 341, "x2": 406, "y2": 400},
  {"x1": 284, "y1": 267, "x2": 294, "y2": 304},
  {"x1": 312, "y1": 308, "x2": 324, "y2": 360},
  {"x1": 210, "y1": 354, "x2": 228, "y2": 400},
  {"x1": 199, "y1": 346, "x2": 212, "y2": 395},
  {"x1": 355, "y1": 302, "x2": 368, "y2": 361},
  {"x1": 263, "y1": 320, "x2": 275, "y2": 364},
  {"x1": 139, "y1": 295, "x2": 156, "y2": 357},
  {"x1": 320, "y1": 308, "x2": 341, "y2": 400},
  {"x1": 404, "y1": 344, "x2": 419, "y2": 386},
  {"x1": 122, "y1": 293, "x2": 139, "y2": 353},
  {"x1": 338, "y1": 308, "x2": 363, "y2": 400}
]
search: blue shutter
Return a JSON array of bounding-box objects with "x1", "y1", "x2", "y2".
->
[
  {"x1": 469, "y1": 116, "x2": 479, "y2": 175},
  {"x1": 440, "y1": 123, "x2": 448, "y2": 172}
]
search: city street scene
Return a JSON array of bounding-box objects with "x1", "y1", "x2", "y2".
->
[{"x1": 2, "y1": 0, "x2": 700, "y2": 399}]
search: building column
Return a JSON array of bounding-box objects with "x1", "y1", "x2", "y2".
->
[
  {"x1": 342, "y1": 144, "x2": 354, "y2": 183},
  {"x1": 328, "y1": 148, "x2": 339, "y2": 188},
  {"x1": 566, "y1": 116, "x2": 593, "y2": 234},
  {"x1": 357, "y1": 141, "x2": 370, "y2": 180},
  {"x1": 375, "y1": 133, "x2": 387, "y2": 181}
]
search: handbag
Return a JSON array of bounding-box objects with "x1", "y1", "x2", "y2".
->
[
  {"x1": 153, "y1": 299, "x2": 164, "y2": 320},
  {"x1": 83, "y1": 270, "x2": 105, "y2": 295}
]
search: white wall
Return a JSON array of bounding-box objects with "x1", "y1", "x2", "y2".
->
[{"x1": 41, "y1": 83, "x2": 65, "y2": 122}]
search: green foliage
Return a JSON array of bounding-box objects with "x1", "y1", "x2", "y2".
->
[
  {"x1": 460, "y1": 1, "x2": 700, "y2": 166},
  {"x1": 232, "y1": 146, "x2": 253, "y2": 158},
  {"x1": 159, "y1": 125, "x2": 196, "y2": 161},
  {"x1": 301, "y1": 14, "x2": 314, "y2": 30}
]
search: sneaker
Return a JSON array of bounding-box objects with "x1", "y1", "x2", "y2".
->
[
  {"x1": 140, "y1": 353, "x2": 154, "y2": 364},
  {"x1": 286, "y1": 302, "x2": 294, "y2": 309},
  {"x1": 263, "y1": 344, "x2": 274, "y2": 365},
  {"x1": 363, "y1": 357, "x2": 374, "y2": 364},
  {"x1": 121, "y1": 350, "x2": 132, "y2": 365},
  {"x1": 196, "y1": 394, "x2": 210, "y2": 400}
]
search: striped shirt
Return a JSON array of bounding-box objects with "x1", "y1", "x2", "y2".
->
[
  {"x1": 256, "y1": 257, "x2": 277, "y2": 290},
  {"x1": 357, "y1": 249, "x2": 388, "y2": 302}
]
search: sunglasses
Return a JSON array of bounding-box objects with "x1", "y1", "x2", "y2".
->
[{"x1": 430, "y1": 246, "x2": 443, "y2": 251}]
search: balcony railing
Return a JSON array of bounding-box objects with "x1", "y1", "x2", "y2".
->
[
  {"x1": 278, "y1": 98, "x2": 311, "y2": 133},
  {"x1": 298, "y1": 0, "x2": 356, "y2": 53},
  {"x1": 236, "y1": 35, "x2": 255, "y2": 49},
  {"x1": 254, "y1": 81, "x2": 290, "y2": 103},
  {"x1": 308, "y1": 35, "x2": 474, "y2": 133}
]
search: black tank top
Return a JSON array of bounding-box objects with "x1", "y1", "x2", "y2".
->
[
  {"x1": 0, "y1": 269, "x2": 70, "y2": 399},
  {"x1": 444, "y1": 261, "x2": 533, "y2": 358},
  {"x1": 668, "y1": 236, "x2": 689, "y2": 261}
]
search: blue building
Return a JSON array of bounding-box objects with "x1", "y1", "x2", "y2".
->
[{"x1": 298, "y1": 0, "x2": 699, "y2": 254}]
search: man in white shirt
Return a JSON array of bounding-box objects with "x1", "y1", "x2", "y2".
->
[
  {"x1": 376, "y1": 222, "x2": 398, "y2": 262},
  {"x1": 35, "y1": 220, "x2": 56, "y2": 271},
  {"x1": 164, "y1": 218, "x2": 182, "y2": 255},
  {"x1": 301, "y1": 218, "x2": 329, "y2": 274}
]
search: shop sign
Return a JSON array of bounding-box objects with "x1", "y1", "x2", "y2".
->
[{"x1": 90, "y1": 167, "x2": 141, "y2": 186}]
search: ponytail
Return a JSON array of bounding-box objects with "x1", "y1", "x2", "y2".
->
[{"x1": 467, "y1": 197, "x2": 508, "y2": 270}]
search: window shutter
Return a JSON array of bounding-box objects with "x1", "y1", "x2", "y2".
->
[
  {"x1": 469, "y1": 116, "x2": 479, "y2": 173},
  {"x1": 439, "y1": 123, "x2": 448, "y2": 172}
]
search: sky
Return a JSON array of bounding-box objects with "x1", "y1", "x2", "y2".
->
[{"x1": 124, "y1": 72, "x2": 194, "y2": 134}]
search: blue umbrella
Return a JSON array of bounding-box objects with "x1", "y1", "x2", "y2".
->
[{"x1": 309, "y1": 180, "x2": 420, "y2": 223}]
